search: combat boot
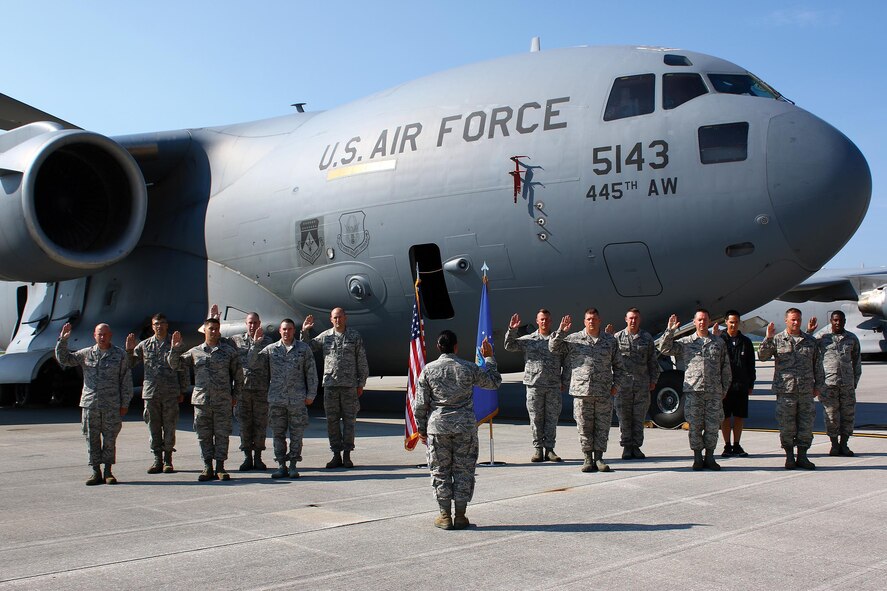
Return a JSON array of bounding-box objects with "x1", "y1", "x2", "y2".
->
[
  {"x1": 692, "y1": 450, "x2": 704, "y2": 471},
  {"x1": 703, "y1": 448, "x2": 721, "y2": 471},
  {"x1": 593, "y1": 451, "x2": 613, "y2": 473},
  {"x1": 531, "y1": 448, "x2": 544, "y2": 462},
  {"x1": 632, "y1": 446, "x2": 646, "y2": 460},
  {"x1": 239, "y1": 451, "x2": 254, "y2": 471},
  {"x1": 253, "y1": 450, "x2": 267, "y2": 470},
  {"x1": 829, "y1": 436, "x2": 841, "y2": 456},
  {"x1": 839, "y1": 435, "x2": 855, "y2": 457},
  {"x1": 326, "y1": 451, "x2": 343, "y2": 469},
  {"x1": 783, "y1": 447, "x2": 796, "y2": 470},
  {"x1": 288, "y1": 461, "x2": 301, "y2": 479},
  {"x1": 453, "y1": 501, "x2": 470, "y2": 530},
  {"x1": 85, "y1": 466, "x2": 103, "y2": 486},
  {"x1": 342, "y1": 450, "x2": 354, "y2": 469},
  {"x1": 147, "y1": 452, "x2": 163, "y2": 474},
  {"x1": 581, "y1": 452, "x2": 596, "y2": 473},
  {"x1": 271, "y1": 462, "x2": 288, "y2": 479},
  {"x1": 545, "y1": 448, "x2": 563, "y2": 462},
  {"x1": 434, "y1": 500, "x2": 453, "y2": 530},
  {"x1": 796, "y1": 446, "x2": 816, "y2": 470},
  {"x1": 103, "y1": 464, "x2": 117, "y2": 485},
  {"x1": 198, "y1": 460, "x2": 215, "y2": 482},
  {"x1": 622, "y1": 446, "x2": 633, "y2": 460},
  {"x1": 216, "y1": 460, "x2": 230, "y2": 480},
  {"x1": 162, "y1": 451, "x2": 175, "y2": 473}
]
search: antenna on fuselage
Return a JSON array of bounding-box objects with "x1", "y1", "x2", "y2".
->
[
  {"x1": 530, "y1": 36, "x2": 540, "y2": 52},
  {"x1": 291, "y1": 103, "x2": 306, "y2": 113}
]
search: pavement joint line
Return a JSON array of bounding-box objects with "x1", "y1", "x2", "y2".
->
[{"x1": 807, "y1": 556, "x2": 887, "y2": 591}]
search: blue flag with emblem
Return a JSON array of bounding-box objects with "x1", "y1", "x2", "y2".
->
[{"x1": 473, "y1": 265, "x2": 498, "y2": 423}]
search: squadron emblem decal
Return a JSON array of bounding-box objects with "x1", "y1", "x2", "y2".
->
[
  {"x1": 297, "y1": 218, "x2": 323, "y2": 264},
  {"x1": 337, "y1": 211, "x2": 370, "y2": 257}
]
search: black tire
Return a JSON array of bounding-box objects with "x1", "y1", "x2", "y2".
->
[{"x1": 649, "y1": 369, "x2": 685, "y2": 429}]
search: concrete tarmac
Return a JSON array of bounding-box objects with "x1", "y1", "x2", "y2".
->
[{"x1": 1, "y1": 360, "x2": 885, "y2": 590}]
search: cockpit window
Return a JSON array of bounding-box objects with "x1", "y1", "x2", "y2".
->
[
  {"x1": 707, "y1": 73, "x2": 781, "y2": 99},
  {"x1": 663, "y1": 73, "x2": 708, "y2": 110},
  {"x1": 604, "y1": 74, "x2": 655, "y2": 121},
  {"x1": 698, "y1": 122, "x2": 749, "y2": 164}
]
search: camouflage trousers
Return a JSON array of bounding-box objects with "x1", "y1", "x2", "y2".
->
[
  {"x1": 236, "y1": 388, "x2": 269, "y2": 452},
  {"x1": 82, "y1": 407, "x2": 122, "y2": 466},
  {"x1": 426, "y1": 430, "x2": 479, "y2": 502},
  {"x1": 269, "y1": 404, "x2": 309, "y2": 463},
  {"x1": 324, "y1": 386, "x2": 360, "y2": 452},
  {"x1": 821, "y1": 386, "x2": 856, "y2": 438},
  {"x1": 573, "y1": 396, "x2": 612, "y2": 453},
  {"x1": 776, "y1": 392, "x2": 814, "y2": 448},
  {"x1": 526, "y1": 386, "x2": 561, "y2": 450},
  {"x1": 617, "y1": 385, "x2": 650, "y2": 448},
  {"x1": 143, "y1": 396, "x2": 179, "y2": 454},
  {"x1": 685, "y1": 391, "x2": 724, "y2": 451},
  {"x1": 194, "y1": 399, "x2": 233, "y2": 461}
]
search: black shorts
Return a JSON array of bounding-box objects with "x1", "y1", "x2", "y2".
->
[{"x1": 722, "y1": 387, "x2": 749, "y2": 418}]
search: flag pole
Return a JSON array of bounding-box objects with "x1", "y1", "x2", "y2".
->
[{"x1": 477, "y1": 263, "x2": 505, "y2": 467}]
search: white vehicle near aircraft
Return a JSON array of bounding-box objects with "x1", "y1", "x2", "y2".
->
[{"x1": 0, "y1": 42, "x2": 871, "y2": 427}]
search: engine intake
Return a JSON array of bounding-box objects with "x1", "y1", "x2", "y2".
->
[
  {"x1": 858, "y1": 286, "x2": 887, "y2": 319},
  {"x1": 0, "y1": 122, "x2": 147, "y2": 282}
]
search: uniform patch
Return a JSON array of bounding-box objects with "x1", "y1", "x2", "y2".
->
[
  {"x1": 337, "y1": 211, "x2": 370, "y2": 257},
  {"x1": 298, "y1": 218, "x2": 323, "y2": 264}
]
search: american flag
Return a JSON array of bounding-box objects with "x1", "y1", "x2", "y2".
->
[{"x1": 404, "y1": 278, "x2": 426, "y2": 450}]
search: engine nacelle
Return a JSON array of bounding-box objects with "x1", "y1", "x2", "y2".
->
[
  {"x1": 0, "y1": 122, "x2": 147, "y2": 282},
  {"x1": 857, "y1": 285, "x2": 887, "y2": 319}
]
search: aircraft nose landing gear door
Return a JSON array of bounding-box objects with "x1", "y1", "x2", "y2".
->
[{"x1": 603, "y1": 242, "x2": 662, "y2": 297}]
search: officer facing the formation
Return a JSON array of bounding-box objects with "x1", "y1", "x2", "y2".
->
[
  {"x1": 719, "y1": 310, "x2": 756, "y2": 458},
  {"x1": 413, "y1": 330, "x2": 502, "y2": 530},
  {"x1": 126, "y1": 313, "x2": 190, "y2": 475},
  {"x1": 659, "y1": 309, "x2": 731, "y2": 471},
  {"x1": 817, "y1": 310, "x2": 861, "y2": 457},
  {"x1": 758, "y1": 308, "x2": 822, "y2": 470},
  {"x1": 302, "y1": 307, "x2": 369, "y2": 469},
  {"x1": 56, "y1": 323, "x2": 133, "y2": 486},
  {"x1": 169, "y1": 318, "x2": 243, "y2": 482},
  {"x1": 612, "y1": 308, "x2": 660, "y2": 460},
  {"x1": 550, "y1": 309, "x2": 625, "y2": 473},
  {"x1": 248, "y1": 319, "x2": 318, "y2": 479},
  {"x1": 229, "y1": 310, "x2": 274, "y2": 472},
  {"x1": 504, "y1": 309, "x2": 566, "y2": 463}
]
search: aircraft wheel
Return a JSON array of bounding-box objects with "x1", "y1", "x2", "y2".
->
[
  {"x1": 14, "y1": 384, "x2": 31, "y2": 407},
  {"x1": 649, "y1": 369, "x2": 685, "y2": 429}
]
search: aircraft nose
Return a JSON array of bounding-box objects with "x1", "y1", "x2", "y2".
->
[{"x1": 767, "y1": 110, "x2": 871, "y2": 270}]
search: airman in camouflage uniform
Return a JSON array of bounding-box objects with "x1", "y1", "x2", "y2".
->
[
  {"x1": 230, "y1": 312, "x2": 274, "y2": 472},
  {"x1": 301, "y1": 307, "x2": 369, "y2": 469},
  {"x1": 817, "y1": 310, "x2": 861, "y2": 457},
  {"x1": 550, "y1": 308, "x2": 626, "y2": 473},
  {"x1": 413, "y1": 330, "x2": 502, "y2": 530},
  {"x1": 169, "y1": 317, "x2": 243, "y2": 481},
  {"x1": 612, "y1": 308, "x2": 660, "y2": 460},
  {"x1": 126, "y1": 313, "x2": 189, "y2": 475},
  {"x1": 249, "y1": 319, "x2": 318, "y2": 479},
  {"x1": 504, "y1": 309, "x2": 566, "y2": 463},
  {"x1": 758, "y1": 308, "x2": 822, "y2": 470},
  {"x1": 56, "y1": 322, "x2": 133, "y2": 486},
  {"x1": 659, "y1": 309, "x2": 731, "y2": 471}
]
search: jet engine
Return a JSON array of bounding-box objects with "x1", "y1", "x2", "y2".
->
[
  {"x1": 0, "y1": 122, "x2": 147, "y2": 282},
  {"x1": 857, "y1": 286, "x2": 887, "y2": 319}
]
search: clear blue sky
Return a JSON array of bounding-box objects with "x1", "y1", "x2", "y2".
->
[{"x1": 5, "y1": 1, "x2": 883, "y2": 269}]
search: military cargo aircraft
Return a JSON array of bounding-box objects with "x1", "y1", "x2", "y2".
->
[{"x1": 0, "y1": 44, "x2": 871, "y2": 425}]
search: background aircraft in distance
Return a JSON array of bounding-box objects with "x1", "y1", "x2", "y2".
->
[{"x1": 0, "y1": 43, "x2": 871, "y2": 427}]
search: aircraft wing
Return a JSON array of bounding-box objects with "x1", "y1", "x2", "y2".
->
[
  {"x1": 777, "y1": 277, "x2": 859, "y2": 303},
  {"x1": 0, "y1": 93, "x2": 77, "y2": 131}
]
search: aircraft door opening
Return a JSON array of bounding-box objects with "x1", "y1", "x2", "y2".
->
[
  {"x1": 603, "y1": 242, "x2": 662, "y2": 297},
  {"x1": 409, "y1": 244, "x2": 454, "y2": 319}
]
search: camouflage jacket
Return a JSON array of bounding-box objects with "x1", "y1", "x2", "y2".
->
[
  {"x1": 503, "y1": 327, "x2": 566, "y2": 388},
  {"x1": 659, "y1": 329, "x2": 731, "y2": 395},
  {"x1": 128, "y1": 335, "x2": 189, "y2": 400},
  {"x1": 758, "y1": 330, "x2": 822, "y2": 394},
  {"x1": 613, "y1": 329, "x2": 661, "y2": 391},
  {"x1": 248, "y1": 340, "x2": 318, "y2": 405},
  {"x1": 301, "y1": 327, "x2": 369, "y2": 388},
  {"x1": 413, "y1": 353, "x2": 502, "y2": 435},
  {"x1": 231, "y1": 332, "x2": 274, "y2": 391},
  {"x1": 169, "y1": 341, "x2": 243, "y2": 405},
  {"x1": 549, "y1": 329, "x2": 626, "y2": 398},
  {"x1": 817, "y1": 330, "x2": 861, "y2": 389},
  {"x1": 56, "y1": 340, "x2": 133, "y2": 411}
]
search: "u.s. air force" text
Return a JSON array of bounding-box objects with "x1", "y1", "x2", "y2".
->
[{"x1": 318, "y1": 97, "x2": 570, "y2": 171}]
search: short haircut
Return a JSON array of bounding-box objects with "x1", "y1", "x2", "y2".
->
[
  {"x1": 437, "y1": 330, "x2": 457, "y2": 353},
  {"x1": 626, "y1": 307, "x2": 640, "y2": 315},
  {"x1": 204, "y1": 317, "x2": 221, "y2": 328},
  {"x1": 537, "y1": 308, "x2": 550, "y2": 316},
  {"x1": 724, "y1": 309, "x2": 741, "y2": 319},
  {"x1": 151, "y1": 313, "x2": 168, "y2": 323},
  {"x1": 280, "y1": 318, "x2": 296, "y2": 327},
  {"x1": 246, "y1": 312, "x2": 261, "y2": 320},
  {"x1": 584, "y1": 308, "x2": 599, "y2": 316},
  {"x1": 785, "y1": 307, "x2": 802, "y2": 317},
  {"x1": 695, "y1": 308, "x2": 710, "y2": 318},
  {"x1": 830, "y1": 310, "x2": 846, "y2": 320}
]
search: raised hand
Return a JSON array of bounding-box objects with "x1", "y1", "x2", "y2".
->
[
  {"x1": 302, "y1": 315, "x2": 314, "y2": 332},
  {"x1": 712, "y1": 321, "x2": 721, "y2": 336},
  {"x1": 254, "y1": 326, "x2": 264, "y2": 341},
  {"x1": 605, "y1": 323, "x2": 614, "y2": 335},
  {"x1": 125, "y1": 333, "x2": 137, "y2": 351},
  {"x1": 509, "y1": 313, "x2": 521, "y2": 329},
  {"x1": 480, "y1": 337, "x2": 493, "y2": 358},
  {"x1": 209, "y1": 304, "x2": 220, "y2": 319},
  {"x1": 59, "y1": 323, "x2": 72, "y2": 340},
  {"x1": 667, "y1": 314, "x2": 679, "y2": 331},
  {"x1": 765, "y1": 322, "x2": 775, "y2": 339},
  {"x1": 807, "y1": 317, "x2": 818, "y2": 333},
  {"x1": 171, "y1": 331, "x2": 183, "y2": 348},
  {"x1": 559, "y1": 315, "x2": 572, "y2": 332}
]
